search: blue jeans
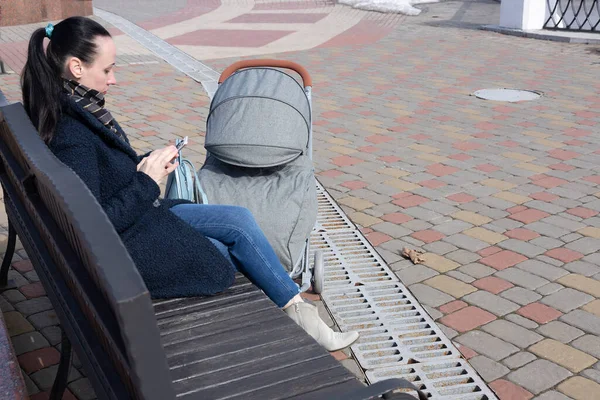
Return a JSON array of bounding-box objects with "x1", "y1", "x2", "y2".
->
[{"x1": 170, "y1": 204, "x2": 300, "y2": 307}]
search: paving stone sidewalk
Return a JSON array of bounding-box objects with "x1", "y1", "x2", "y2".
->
[{"x1": 2, "y1": 0, "x2": 600, "y2": 399}]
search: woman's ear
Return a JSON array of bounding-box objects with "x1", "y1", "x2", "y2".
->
[{"x1": 66, "y1": 57, "x2": 84, "y2": 79}]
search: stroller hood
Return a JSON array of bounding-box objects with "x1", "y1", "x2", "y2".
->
[{"x1": 206, "y1": 68, "x2": 311, "y2": 168}]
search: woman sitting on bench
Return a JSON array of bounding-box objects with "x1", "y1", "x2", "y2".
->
[{"x1": 21, "y1": 16, "x2": 358, "y2": 352}]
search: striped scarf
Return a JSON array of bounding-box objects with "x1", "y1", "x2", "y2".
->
[{"x1": 63, "y1": 79, "x2": 123, "y2": 141}]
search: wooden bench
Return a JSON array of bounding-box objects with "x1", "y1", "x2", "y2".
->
[{"x1": 0, "y1": 100, "x2": 426, "y2": 400}]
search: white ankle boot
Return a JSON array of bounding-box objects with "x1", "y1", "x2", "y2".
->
[{"x1": 284, "y1": 302, "x2": 359, "y2": 352}]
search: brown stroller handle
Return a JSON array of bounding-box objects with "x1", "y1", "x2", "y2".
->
[{"x1": 218, "y1": 59, "x2": 313, "y2": 87}]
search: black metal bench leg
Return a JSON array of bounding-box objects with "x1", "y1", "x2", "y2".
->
[
  {"x1": 0, "y1": 220, "x2": 17, "y2": 291},
  {"x1": 50, "y1": 330, "x2": 72, "y2": 400}
]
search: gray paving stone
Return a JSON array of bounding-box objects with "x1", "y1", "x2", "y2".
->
[
  {"x1": 401, "y1": 219, "x2": 434, "y2": 232},
  {"x1": 560, "y1": 310, "x2": 600, "y2": 336},
  {"x1": 497, "y1": 239, "x2": 546, "y2": 257},
  {"x1": 31, "y1": 365, "x2": 81, "y2": 391},
  {"x1": 583, "y1": 252, "x2": 600, "y2": 266},
  {"x1": 535, "y1": 391, "x2": 574, "y2": 400},
  {"x1": 13, "y1": 297, "x2": 53, "y2": 317},
  {"x1": 433, "y1": 220, "x2": 474, "y2": 236},
  {"x1": 516, "y1": 259, "x2": 569, "y2": 281},
  {"x1": 41, "y1": 326, "x2": 62, "y2": 346},
  {"x1": 530, "y1": 236, "x2": 566, "y2": 250},
  {"x1": 402, "y1": 207, "x2": 444, "y2": 222},
  {"x1": 477, "y1": 196, "x2": 514, "y2": 210},
  {"x1": 421, "y1": 201, "x2": 460, "y2": 216},
  {"x1": 566, "y1": 237, "x2": 600, "y2": 255},
  {"x1": 563, "y1": 260, "x2": 600, "y2": 277},
  {"x1": 479, "y1": 207, "x2": 510, "y2": 220},
  {"x1": 508, "y1": 359, "x2": 572, "y2": 394},
  {"x1": 541, "y1": 288, "x2": 594, "y2": 313},
  {"x1": 438, "y1": 324, "x2": 458, "y2": 340},
  {"x1": 526, "y1": 200, "x2": 566, "y2": 214},
  {"x1": 389, "y1": 259, "x2": 415, "y2": 272},
  {"x1": 447, "y1": 270, "x2": 476, "y2": 284},
  {"x1": 537, "y1": 255, "x2": 565, "y2": 267},
  {"x1": 526, "y1": 222, "x2": 571, "y2": 239},
  {"x1": 462, "y1": 291, "x2": 520, "y2": 316},
  {"x1": 7, "y1": 270, "x2": 28, "y2": 288},
  {"x1": 455, "y1": 331, "x2": 519, "y2": 361},
  {"x1": 583, "y1": 368, "x2": 600, "y2": 384},
  {"x1": 68, "y1": 378, "x2": 96, "y2": 400},
  {"x1": 27, "y1": 310, "x2": 59, "y2": 330},
  {"x1": 408, "y1": 283, "x2": 454, "y2": 308},
  {"x1": 481, "y1": 319, "x2": 543, "y2": 348},
  {"x1": 492, "y1": 218, "x2": 523, "y2": 230},
  {"x1": 443, "y1": 234, "x2": 489, "y2": 252},
  {"x1": 422, "y1": 241, "x2": 458, "y2": 255},
  {"x1": 500, "y1": 287, "x2": 542, "y2": 305},
  {"x1": 469, "y1": 355, "x2": 510, "y2": 383},
  {"x1": 0, "y1": 296, "x2": 13, "y2": 312},
  {"x1": 21, "y1": 371, "x2": 39, "y2": 395},
  {"x1": 537, "y1": 321, "x2": 585, "y2": 344},
  {"x1": 495, "y1": 268, "x2": 551, "y2": 290},
  {"x1": 424, "y1": 305, "x2": 443, "y2": 321},
  {"x1": 371, "y1": 222, "x2": 413, "y2": 238},
  {"x1": 572, "y1": 335, "x2": 600, "y2": 359},
  {"x1": 341, "y1": 358, "x2": 366, "y2": 382},
  {"x1": 458, "y1": 263, "x2": 497, "y2": 279},
  {"x1": 542, "y1": 215, "x2": 587, "y2": 232},
  {"x1": 561, "y1": 232, "x2": 583, "y2": 243},
  {"x1": 2, "y1": 289, "x2": 25, "y2": 304},
  {"x1": 396, "y1": 265, "x2": 439, "y2": 285},
  {"x1": 537, "y1": 283, "x2": 565, "y2": 296},
  {"x1": 11, "y1": 331, "x2": 49, "y2": 356},
  {"x1": 402, "y1": 236, "x2": 425, "y2": 247},
  {"x1": 505, "y1": 314, "x2": 539, "y2": 329},
  {"x1": 445, "y1": 249, "x2": 481, "y2": 265},
  {"x1": 502, "y1": 351, "x2": 537, "y2": 369}
]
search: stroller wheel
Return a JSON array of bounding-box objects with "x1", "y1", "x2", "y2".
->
[{"x1": 312, "y1": 251, "x2": 324, "y2": 294}]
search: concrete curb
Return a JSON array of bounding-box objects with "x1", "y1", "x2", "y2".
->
[{"x1": 482, "y1": 25, "x2": 600, "y2": 44}]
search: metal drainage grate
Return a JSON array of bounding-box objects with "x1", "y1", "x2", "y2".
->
[
  {"x1": 311, "y1": 181, "x2": 499, "y2": 400},
  {"x1": 315, "y1": 181, "x2": 355, "y2": 232},
  {"x1": 366, "y1": 359, "x2": 493, "y2": 400}
]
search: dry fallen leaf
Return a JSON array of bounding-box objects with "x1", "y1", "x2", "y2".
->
[{"x1": 401, "y1": 247, "x2": 425, "y2": 264}]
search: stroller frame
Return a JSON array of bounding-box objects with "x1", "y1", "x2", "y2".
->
[{"x1": 217, "y1": 60, "x2": 324, "y2": 294}]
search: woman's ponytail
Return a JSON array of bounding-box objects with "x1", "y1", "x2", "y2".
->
[{"x1": 21, "y1": 27, "x2": 63, "y2": 143}]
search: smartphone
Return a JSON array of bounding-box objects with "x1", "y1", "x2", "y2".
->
[{"x1": 176, "y1": 136, "x2": 188, "y2": 151}]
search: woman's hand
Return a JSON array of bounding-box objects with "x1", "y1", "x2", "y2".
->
[{"x1": 137, "y1": 145, "x2": 179, "y2": 186}]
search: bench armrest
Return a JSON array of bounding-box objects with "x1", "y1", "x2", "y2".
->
[{"x1": 318, "y1": 378, "x2": 428, "y2": 400}]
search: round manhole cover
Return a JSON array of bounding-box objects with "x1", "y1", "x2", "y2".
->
[{"x1": 473, "y1": 88, "x2": 541, "y2": 102}]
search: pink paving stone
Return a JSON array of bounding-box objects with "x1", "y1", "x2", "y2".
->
[
  {"x1": 19, "y1": 282, "x2": 46, "y2": 299},
  {"x1": 318, "y1": 19, "x2": 395, "y2": 48},
  {"x1": 392, "y1": 192, "x2": 413, "y2": 199},
  {"x1": 529, "y1": 173, "x2": 548, "y2": 181},
  {"x1": 359, "y1": 111, "x2": 377, "y2": 116},
  {"x1": 575, "y1": 110, "x2": 598, "y2": 118},
  {"x1": 439, "y1": 306, "x2": 497, "y2": 333},
  {"x1": 360, "y1": 227, "x2": 374, "y2": 235},
  {"x1": 392, "y1": 195, "x2": 430, "y2": 208},
  {"x1": 507, "y1": 205, "x2": 528, "y2": 214},
  {"x1": 168, "y1": 29, "x2": 292, "y2": 47},
  {"x1": 472, "y1": 277, "x2": 514, "y2": 295},
  {"x1": 319, "y1": 169, "x2": 343, "y2": 178},
  {"x1": 253, "y1": 0, "x2": 327, "y2": 10},
  {"x1": 366, "y1": 135, "x2": 393, "y2": 144},
  {"x1": 341, "y1": 180, "x2": 368, "y2": 190},
  {"x1": 475, "y1": 122, "x2": 502, "y2": 130},
  {"x1": 331, "y1": 155, "x2": 363, "y2": 167},
  {"x1": 509, "y1": 209, "x2": 550, "y2": 224},
  {"x1": 499, "y1": 140, "x2": 519, "y2": 147},
  {"x1": 517, "y1": 303, "x2": 562, "y2": 324},
  {"x1": 489, "y1": 380, "x2": 533, "y2": 400},
  {"x1": 534, "y1": 176, "x2": 568, "y2": 189},
  {"x1": 358, "y1": 146, "x2": 379, "y2": 153},
  {"x1": 480, "y1": 250, "x2": 528, "y2": 270},
  {"x1": 453, "y1": 142, "x2": 483, "y2": 151},
  {"x1": 11, "y1": 260, "x2": 33, "y2": 273},
  {"x1": 478, "y1": 246, "x2": 503, "y2": 257},
  {"x1": 227, "y1": 12, "x2": 327, "y2": 23},
  {"x1": 387, "y1": 126, "x2": 409, "y2": 133},
  {"x1": 457, "y1": 344, "x2": 478, "y2": 360},
  {"x1": 321, "y1": 111, "x2": 345, "y2": 119},
  {"x1": 530, "y1": 192, "x2": 559, "y2": 201},
  {"x1": 448, "y1": 153, "x2": 472, "y2": 161},
  {"x1": 427, "y1": 164, "x2": 459, "y2": 177},
  {"x1": 447, "y1": 193, "x2": 475, "y2": 203},
  {"x1": 409, "y1": 134, "x2": 430, "y2": 141},
  {"x1": 565, "y1": 128, "x2": 593, "y2": 137},
  {"x1": 381, "y1": 213, "x2": 413, "y2": 224},
  {"x1": 583, "y1": 175, "x2": 600, "y2": 184},
  {"x1": 565, "y1": 139, "x2": 587, "y2": 146},
  {"x1": 517, "y1": 121, "x2": 537, "y2": 128},
  {"x1": 545, "y1": 248, "x2": 584, "y2": 263},
  {"x1": 411, "y1": 230, "x2": 445, "y2": 244},
  {"x1": 493, "y1": 105, "x2": 518, "y2": 113},
  {"x1": 434, "y1": 115, "x2": 454, "y2": 122},
  {"x1": 439, "y1": 300, "x2": 468, "y2": 314},
  {"x1": 567, "y1": 207, "x2": 599, "y2": 218},
  {"x1": 476, "y1": 164, "x2": 500, "y2": 173},
  {"x1": 549, "y1": 163, "x2": 575, "y2": 171},
  {"x1": 419, "y1": 179, "x2": 446, "y2": 189},
  {"x1": 474, "y1": 132, "x2": 495, "y2": 139},
  {"x1": 505, "y1": 228, "x2": 541, "y2": 241},
  {"x1": 548, "y1": 148, "x2": 581, "y2": 161},
  {"x1": 330, "y1": 351, "x2": 349, "y2": 361},
  {"x1": 329, "y1": 127, "x2": 347, "y2": 134},
  {"x1": 366, "y1": 231, "x2": 392, "y2": 246}
]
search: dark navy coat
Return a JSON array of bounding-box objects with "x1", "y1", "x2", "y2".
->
[{"x1": 49, "y1": 96, "x2": 235, "y2": 298}]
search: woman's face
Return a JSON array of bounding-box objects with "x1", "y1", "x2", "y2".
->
[{"x1": 68, "y1": 36, "x2": 117, "y2": 94}]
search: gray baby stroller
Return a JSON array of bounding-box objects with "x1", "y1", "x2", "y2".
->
[{"x1": 197, "y1": 59, "x2": 325, "y2": 294}]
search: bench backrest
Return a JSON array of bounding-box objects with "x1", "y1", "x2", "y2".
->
[{"x1": 0, "y1": 102, "x2": 176, "y2": 399}]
